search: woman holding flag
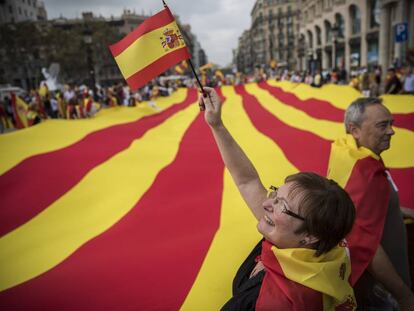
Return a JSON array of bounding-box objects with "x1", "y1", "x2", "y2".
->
[{"x1": 200, "y1": 88, "x2": 357, "y2": 310}]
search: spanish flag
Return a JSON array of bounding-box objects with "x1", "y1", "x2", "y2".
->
[
  {"x1": 258, "y1": 240, "x2": 356, "y2": 310},
  {"x1": 11, "y1": 93, "x2": 29, "y2": 129},
  {"x1": 109, "y1": 3, "x2": 191, "y2": 90},
  {"x1": 327, "y1": 135, "x2": 389, "y2": 284}
]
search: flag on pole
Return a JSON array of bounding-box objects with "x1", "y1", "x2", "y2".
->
[{"x1": 109, "y1": 3, "x2": 191, "y2": 91}]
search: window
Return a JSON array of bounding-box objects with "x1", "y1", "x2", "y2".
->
[
  {"x1": 8, "y1": 5, "x2": 12, "y2": 13},
  {"x1": 335, "y1": 13, "x2": 345, "y2": 38},
  {"x1": 325, "y1": 21, "x2": 332, "y2": 43},
  {"x1": 315, "y1": 26, "x2": 322, "y2": 45},
  {"x1": 370, "y1": 0, "x2": 380, "y2": 28},
  {"x1": 350, "y1": 5, "x2": 361, "y2": 34}
]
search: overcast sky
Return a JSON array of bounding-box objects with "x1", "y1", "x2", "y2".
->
[{"x1": 42, "y1": 0, "x2": 256, "y2": 66}]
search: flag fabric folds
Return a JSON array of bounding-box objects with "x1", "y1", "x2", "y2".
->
[
  {"x1": 109, "y1": 5, "x2": 191, "y2": 91},
  {"x1": 327, "y1": 135, "x2": 390, "y2": 285},
  {"x1": 258, "y1": 240, "x2": 356, "y2": 310},
  {"x1": 0, "y1": 83, "x2": 413, "y2": 310}
]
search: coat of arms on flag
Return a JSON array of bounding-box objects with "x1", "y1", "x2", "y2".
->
[{"x1": 160, "y1": 27, "x2": 185, "y2": 51}]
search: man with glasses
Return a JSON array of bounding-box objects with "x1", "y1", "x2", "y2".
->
[
  {"x1": 328, "y1": 97, "x2": 414, "y2": 310},
  {"x1": 200, "y1": 87, "x2": 357, "y2": 310}
]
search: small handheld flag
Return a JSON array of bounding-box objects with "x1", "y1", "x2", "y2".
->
[{"x1": 109, "y1": 2, "x2": 191, "y2": 91}]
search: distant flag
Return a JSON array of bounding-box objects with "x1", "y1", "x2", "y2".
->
[
  {"x1": 11, "y1": 93, "x2": 29, "y2": 129},
  {"x1": 109, "y1": 2, "x2": 191, "y2": 90},
  {"x1": 175, "y1": 61, "x2": 188, "y2": 75}
]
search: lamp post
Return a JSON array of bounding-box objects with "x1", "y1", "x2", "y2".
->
[{"x1": 83, "y1": 25, "x2": 96, "y2": 100}]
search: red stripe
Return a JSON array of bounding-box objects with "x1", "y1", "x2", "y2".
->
[
  {"x1": 0, "y1": 102, "x2": 224, "y2": 311},
  {"x1": 126, "y1": 47, "x2": 190, "y2": 91},
  {"x1": 390, "y1": 113, "x2": 414, "y2": 132},
  {"x1": 389, "y1": 167, "x2": 414, "y2": 210},
  {"x1": 109, "y1": 7, "x2": 174, "y2": 57},
  {"x1": 259, "y1": 82, "x2": 344, "y2": 122},
  {"x1": 235, "y1": 85, "x2": 331, "y2": 175},
  {"x1": 344, "y1": 157, "x2": 389, "y2": 284},
  {"x1": 0, "y1": 89, "x2": 197, "y2": 238},
  {"x1": 260, "y1": 82, "x2": 414, "y2": 131}
]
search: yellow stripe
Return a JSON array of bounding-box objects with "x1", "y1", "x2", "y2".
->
[
  {"x1": 381, "y1": 95, "x2": 414, "y2": 114},
  {"x1": 114, "y1": 21, "x2": 185, "y2": 79},
  {"x1": 0, "y1": 100, "x2": 198, "y2": 291},
  {"x1": 267, "y1": 80, "x2": 361, "y2": 111},
  {"x1": 180, "y1": 86, "x2": 297, "y2": 310},
  {"x1": 245, "y1": 83, "x2": 414, "y2": 168},
  {"x1": 0, "y1": 89, "x2": 187, "y2": 175}
]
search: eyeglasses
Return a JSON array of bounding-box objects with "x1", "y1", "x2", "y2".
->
[{"x1": 267, "y1": 185, "x2": 305, "y2": 221}]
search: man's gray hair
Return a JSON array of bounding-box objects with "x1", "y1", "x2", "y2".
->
[{"x1": 344, "y1": 97, "x2": 383, "y2": 133}]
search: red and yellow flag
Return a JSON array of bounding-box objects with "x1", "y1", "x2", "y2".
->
[
  {"x1": 11, "y1": 93, "x2": 29, "y2": 129},
  {"x1": 0, "y1": 83, "x2": 412, "y2": 310},
  {"x1": 259, "y1": 240, "x2": 356, "y2": 310},
  {"x1": 327, "y1": 135, "x2": 389, "y2": 284},
  {"x1": 109, "y1": 4, "x2": 191, "y2": 90}
]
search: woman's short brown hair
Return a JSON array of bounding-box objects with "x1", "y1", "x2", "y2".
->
[{"x1": 285, "y1": 172, "x2": 355, "y2": 256}]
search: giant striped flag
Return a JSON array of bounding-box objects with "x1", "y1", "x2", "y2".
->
[
  {"x1": 109, "y1": 4, "x2": 191, "y2": 91},
  {"x1": 0, "y1": 82, "x2": 413, "y2": 310}
]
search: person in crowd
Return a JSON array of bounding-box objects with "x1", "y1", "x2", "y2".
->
[
  {"x1": 369, "y1": 72, "x2": 380, "y2": 97},
  {"x1": 375, "y1": 65, "x2": 382, "y2": 86},
  {"x1": 312, "y1": 70, "x2": 322, "y2": 88},
  {"x1": 384, "y1": 68, "x2": 402, "y2": 94},
  {"x1": 328, "y1": 98, "x2": 414, "y2": 310},
  {"x1": 200, "y1": 87, "x2": 357, "y2": 310},
  {"x1": 360, "y1": 68, "x2": 370, "y2": 97},
  {"x1": 349, "y1": 74, "x2": 360, "y2": 91},
  {"x1": 402, "y1": 67, "x2": 414, "y2": 94}
]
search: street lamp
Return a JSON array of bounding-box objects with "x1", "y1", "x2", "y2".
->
[
  {"x1": 83, "y1": 25, "x2": 96, "y2": 100},
  {"x1": 331, "y1": 23, "x2": 339, "y2": 69}
]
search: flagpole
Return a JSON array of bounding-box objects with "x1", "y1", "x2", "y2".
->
[{"x1": 162, "y1": 0, "x2": 206, "y2": 111}]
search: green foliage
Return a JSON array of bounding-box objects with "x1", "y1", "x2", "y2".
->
[{"x1": 0, "y1": 20, "x2": 122, "y2": 85}]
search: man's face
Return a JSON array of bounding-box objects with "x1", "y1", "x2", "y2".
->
[{"x1": 351, "y1": 105, "x2": 395, "y2": 155}]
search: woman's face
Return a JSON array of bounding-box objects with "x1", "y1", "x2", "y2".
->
[{"x1": 257, "y1": 182, "x2": 307, "y2": 249}]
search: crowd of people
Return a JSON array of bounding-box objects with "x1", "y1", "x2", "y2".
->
[
  {"x1": 252, "y1": 65, "x2": 414, "y2": 96},
  {"x1": 1, "y1": 64, "x2": 413, "y2": 133},
  {"x1": 0, "y1": 76, "x2": 185, "y2": 132}
]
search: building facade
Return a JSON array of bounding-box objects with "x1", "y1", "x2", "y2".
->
[
  {"x1": 0, "y1": 5, "x2": 207, "y2": 89},
  {"x1": 235, "y1": 0, "x2": 414, "y2": 75},
  {"x1": 236, "y1": 0, "x2": 299, "y2": 73},
  {"x1": 299, "y1": 0, "x2": 414, "y2": 74},
  {"x1": 0, "y1": 0, "x2": 47, "y2": 24}
]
